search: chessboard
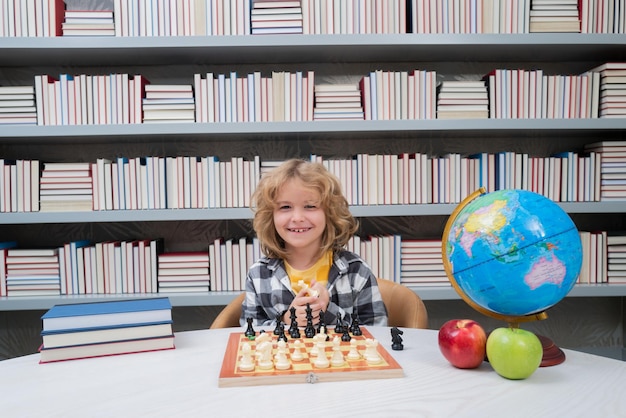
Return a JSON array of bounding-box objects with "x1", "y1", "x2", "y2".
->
[{"x1": 218, "y1": 327, "x2": 404, "y2": 387}]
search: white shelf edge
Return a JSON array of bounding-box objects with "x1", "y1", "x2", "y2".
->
[{"x1": 2, "y1": 284, "x2": 625, "y2": 311}]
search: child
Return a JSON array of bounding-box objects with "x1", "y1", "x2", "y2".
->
[{"x1": 240, "y1": 158, "x2": 388, "y2": 328}]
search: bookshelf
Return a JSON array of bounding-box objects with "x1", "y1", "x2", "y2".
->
[{"x1": 1, "y1": 25, "x2": 626, "y2": 359}]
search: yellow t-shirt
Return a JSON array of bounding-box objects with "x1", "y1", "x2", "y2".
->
[{"x1": 285, "y1": 251, "x2": 331, "y2": 294}]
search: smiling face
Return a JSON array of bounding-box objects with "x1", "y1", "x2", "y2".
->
[{"x1": 273, "y1": 178, "x2": 327, "y2": 266}]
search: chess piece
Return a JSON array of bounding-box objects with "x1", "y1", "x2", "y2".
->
[
  {"x1": 330, "y1": 336, "x2": 345, "y2": 367},
  {"x1": 391, "y1": 327, "x2": 404, "y2": 351},
  {"x1": 245, "y1": 317, "x2": 256, "y2": 339},
  {"x1": 350, "y1": 316, "x2": 362, "y2": 336},
  {"x1": 364, "y1": 338, "x2": 383, "y2": 365},
  {"x1": 316, "y1": 310, "x2": 327, "y2": 334},
  {"x1": 291, "y1": 340, "x2": 305, "y2": 362},
  {"x1": 238, "y1": 342, "x2": 255, "y2": 372},
  {"x1": 288, "y1": 306, "x2": 300, "y2": 338},
  {"x1": 334, "y1": 313, "x2": 344, "y2": 334},
  {"x1": 255, "y1": 339, "x2": 273, "y2": 370},
  {"x1": 341, "y1": 328, "x2": 351, "y2": 342},
  {"x1": 304, "y1": 303, "x2": 316, "y2": 338},
  {"x1": 274, "y1": 340, "x2": 291, "y2": 370},
  {"x1": 347, "y1": 339, "x2": 361, "y2": 360},
  {"x1": 313, "y1": 341, "x2": 330, "y2": 368},
  {"x1": 273, "y1": 313, "x2": 284, "y2": 336}
]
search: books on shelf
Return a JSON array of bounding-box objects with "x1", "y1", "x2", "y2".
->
[
  {"x1": 62, "y1": 9, "x2": 115, "y2": 36},
  {"x1": 529, "y1": 0, "x2": 581, "y2": 33},
  {"x1": 436, "y1": 80, "x2": 489, "y2": 119},
  {"x1": 251, "y1": 0, "x2": 303, "y2": 34},
  {"x1": 157, "y1": 251, "x2": 211, "y2": 293},
  {"x1": 5, "y1": 248, "x2": 61, "y2": 297},
  {"x1": 0, "y1": 85, "x2": 37, "y2": 125},
  {"x1": 313, "y1": 83, "x2": 364, "y2": 120},
  {"x1": 40, "y1": 162, "x2": 93, "y2": 212}
]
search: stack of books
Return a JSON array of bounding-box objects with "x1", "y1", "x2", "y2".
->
[
  {"x1": 313, "y1": 84, "x2": 365, "y2": 120},
  {"x1": 62, "y1": 9, "x2": 116, "y2": 36},
  {"x1": 585, "y1": 141, "x2": 626, "y2": 201},
  {"x1": 590, "y1": 62, "x2": 626, "y2": 118},
  {"x1": 607, "y1": 235, "x2": 626, "y2": 284},
  {"x1": 251, "y1": 1, "x2": 303, "y2": 34},
  {"x1": 142, "y1": 84, "x2": 195, "y2": 123},
  {"x1": 0, "y1": 86, "x2": 37, "y2": 125},
  {"x1": 5, "y1": 248, "x2": 61, "y2": 297},
  {"x1": 400, "y1": 240, "x2": 449, "y2": 286},
  {"x1": 436, "y1": 80, "x2": 489, "y2": 119},
  {"x1": 40, "y1": 162, "x2": 93, "y2": 212},
  {"x1": 39, "y1": 297, "x2": 175, "y2": 363},
  {"x1": 528, "y1": 0, "x2": 581, "y2": 33},
  {"x1": 157, "y1": 252, "x2": 211, "y2": 293}
]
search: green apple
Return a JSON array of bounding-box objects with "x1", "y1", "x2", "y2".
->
[{"x1": 486, "y1": 327, "x2": 543, "y2": 380}]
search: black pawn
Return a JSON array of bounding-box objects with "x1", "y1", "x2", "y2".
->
[
  {"x1": 350, "y1": 316, "x2": 362, "y2": 336},
  {"x1": 334, "y1": 314, "x2": 344, "y2": 334},
  {"x1": 278, "y1": 327, "x2": 288, "y2": 342},
  {"x1": 244, "y1": 317, "x2": 256, "y2": 338},
  {"x1": 273, "y1": 313, "x2": 284, "y2": 336},
  {"x1": 316, "y1": 310, "x2": 326, "y2": 334},
  {"x1": 341, "y1": 328, "x2": 351, "y2": 342}
]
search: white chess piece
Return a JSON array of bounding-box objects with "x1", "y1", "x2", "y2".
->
[
  {"x1": 274, "y1": 340, "x2": 291, "y2": 370},
  {"x1": 238, "y1": 342, "x2": 255, "y2": 372},
  {"x1": 364, "y1": 338, "x2": 383, "y2": 365},
  {"x1": 291, "y1": 340, "x2": 304, "y2": 362},
  {"x1": 347, "y1": 339, "x2": 361, "y2": 360},
  {"x1": 256, "y1": 340, "x2": 273, "y2": 370},
  {"x1": 313, "y1": 341, "x2": 330, "y2": 368},
  {"x1": 330, "y1": 336, "x2": 345, "y2": 367}
]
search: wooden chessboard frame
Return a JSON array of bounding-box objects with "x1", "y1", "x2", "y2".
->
[{"x1": 218, "y1": 327, "x2": 404, "y2": 387}]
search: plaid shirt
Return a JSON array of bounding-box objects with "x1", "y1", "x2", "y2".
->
[{"x1": 240, "y1": 250, "x2": 388, "y2": 327}]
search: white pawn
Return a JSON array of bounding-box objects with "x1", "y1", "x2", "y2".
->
[
  {"x1": 274, "y1": 340, "x2": 291, "y2": 370},
  {"x1": 330, "y1": 336, "x2": 345, "y2": 367},
  {"x1": 313, "y1": 341, "x2": 330, "y2": 368},
  {"x1": 238, "y1": 342, "x2": 255, "y2": 372},
  {"x1": 291, "y1": 340, "x2": 305, "y2": 362},
  {"x1": 347, "y1": 339, "x2": 361, "y2": 360}
]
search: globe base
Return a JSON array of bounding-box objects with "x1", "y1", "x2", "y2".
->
[{"x1": 537, "y1": 334, "x2": 566, "y2": 367}]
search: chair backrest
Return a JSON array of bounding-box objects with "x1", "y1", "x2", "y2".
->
[
  {"x1": 376, "y1": 277, "x2": 429, "y2": 329},
  {"x1": 209, "y1": 292, "x2": 245, "y2": 329}
]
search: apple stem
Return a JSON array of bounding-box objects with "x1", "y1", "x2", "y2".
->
[{"x1": 508, "y1": 322, "x2": 520, "y2": 329}]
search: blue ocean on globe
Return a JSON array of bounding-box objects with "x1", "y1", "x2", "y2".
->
[{"x1": 444, "y1": 189, "x2": 583, "y2": 317}]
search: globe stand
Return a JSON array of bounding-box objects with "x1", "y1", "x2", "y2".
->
[{"x1": 537, "y1": 334, "x2": 566, "y2": 367}]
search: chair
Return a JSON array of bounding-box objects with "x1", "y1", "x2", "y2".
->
[
  {"x1": 376, "y1": 277, "x2": 429, "y2": 329},
  {"x1": 209, "y1": 278, "x2": 429, "y2": 329},
  {"x1": 209, "y1": 292, "x2": 245, "y2": 329}
]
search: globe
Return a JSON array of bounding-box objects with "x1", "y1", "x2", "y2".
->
[{"x1": 442, "y1": 188, "x2": 583, "y2": 323}]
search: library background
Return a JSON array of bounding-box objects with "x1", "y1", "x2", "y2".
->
[{"x1": 1, "y1": 0, "x2": 625, "y2": 361}]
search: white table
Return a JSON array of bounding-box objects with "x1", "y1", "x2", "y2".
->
[{"x1": 1, "y1": 327, "x2": 625, "y2": 418}]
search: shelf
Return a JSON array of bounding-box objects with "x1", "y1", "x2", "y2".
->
[
  {"x1": 2, "y1": 284, "x2": 625, "y2": 311},
  {"x1": 1, "y1": 34, "x2": 625, "y2": 66},
  {"x1": 2, "y1": 119, "x2": 626, "y2": 143},
  {"x1": 1, "y1": 202, "x2": 623, "y2": 225}
]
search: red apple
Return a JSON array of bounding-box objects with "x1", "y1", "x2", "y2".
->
[{"x1": 438, "y1": 319, "x2": 487, "y2": 369}]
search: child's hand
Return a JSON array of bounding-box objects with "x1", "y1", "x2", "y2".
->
[{"x1": 287, "y1": 281, "x2": 329, "y2": 327}]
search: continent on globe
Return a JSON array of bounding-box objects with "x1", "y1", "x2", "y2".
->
[{"x1": 524, "y1": 256, "x2": 567, "y2": 290}]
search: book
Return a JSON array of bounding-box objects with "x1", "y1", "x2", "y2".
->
[
  {"x1": 41, "y1": 298, "x2": 172, "y2": 332},
  {"x1": 39, "y1": 335, "x2": 175, "y2": 363},
  {"x1": 41, "y1": 321, "x2": 173, "y2": 348}
]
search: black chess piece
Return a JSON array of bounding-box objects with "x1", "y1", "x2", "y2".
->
[
  {"x1": 350, "y1": 316, "x2": 362, "y2": 336},
  {"x1": 277, "y1": 327, "x2": 288, "y2": 342},
  {"x1": 391, "y1": 327, "x2": 404, "y2": 351},
  {"x1": 316, "y1": 310, "x2": 326, "y2": 334},
  {"x1": 334, "y1": 313, "x2": 344, "y2": 334},
  {"x1": 288, "y1": 306, "x2": 300, "y2": 338},
  {"x1": 273, "y1": 313, "x2": 284, "y2": 336},
  {"x1": 341, "y1": 328, "x2": 351, "y2": 342},
  {"x1": 244, "y1": 317, "x2": 256, "y2": 338},
  {"x1": 304, "y1": 303, "x2": 316, "y2": 338}
]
